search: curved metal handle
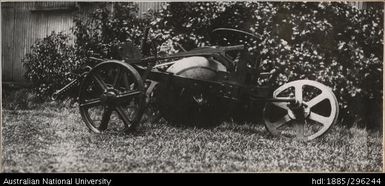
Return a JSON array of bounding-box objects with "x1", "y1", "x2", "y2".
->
[
  {"x1": 222, "y1": 44, "x2": 244, "y2": 52},
  {"x1": 51, "y1": 79, "x2": 79, "y2": 100},
  {"x1": 212, "y1": 28, "x2": 262, "y2": 39}
]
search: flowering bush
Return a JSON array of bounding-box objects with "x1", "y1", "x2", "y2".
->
[
  {"x1": 152, "y1": 2, "x2": 383, "y2": 128},
  {"x1": 22, "y1": 32, "x2": 77, "y2": 98},
  {"x1": 73, "y1": 2, "x2": 153, "y2": 65},
  {"x1": 23, "y1": 2, "x2": 152, "y2": 98},
  {"x1": 23, "y1": 2, "x2": 383, "y2": 128}
]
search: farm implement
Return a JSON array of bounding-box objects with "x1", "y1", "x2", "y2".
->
[{"x1": 53, "y1": 28, "x2": 339, "y2": 141}]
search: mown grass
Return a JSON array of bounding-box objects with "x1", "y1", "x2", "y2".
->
[{"x1": 1, "y1": 90, "x2": 383, "y2": 172}]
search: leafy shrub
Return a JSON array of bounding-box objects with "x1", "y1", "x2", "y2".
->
[
  {"x1": 152, "y1": 2, "x2": 383, "y2": 129},
  {"x1": 72, "y1": 2, "x2": 153, "y2": 65},
  {"x1": 22, "y1": 31, "x2": 77, "y2": 98},
  {"x1": 23, "y1": 2, "x2": 382, "y2": 129}
]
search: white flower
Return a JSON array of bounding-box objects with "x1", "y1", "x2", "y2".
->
[
  {"x1": 281, "y1": 39, "x2": 288, "y2": 46},
  {"x1": 338, "y1": 42, "x2": 346, "y2": 50},
  {"x1": 261, "y1": 48, "x2": 268, "y2": 54}
]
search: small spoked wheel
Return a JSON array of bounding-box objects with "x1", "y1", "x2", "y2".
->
[
  {"x1": 263, "y1": 80, "x2": 339, "y2": 141},
  {"x1": 79, "y1": 60, "x2": 145, "y2": 133}
]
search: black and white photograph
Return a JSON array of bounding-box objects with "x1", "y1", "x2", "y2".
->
[{"x1": 1, "y1": 1, "x2": 383, "y2": 173}]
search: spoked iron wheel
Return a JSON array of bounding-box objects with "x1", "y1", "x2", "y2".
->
[
  {"x1": 79, "y1": 60, "x2": 145, "y2": 133},
  {"x1": 263, "y1": 80, "x2": 339, "y2": 141}
]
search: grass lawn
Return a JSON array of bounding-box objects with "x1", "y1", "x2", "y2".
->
[{"x1": 1, "y1": 99, "x2": 383, "y2": 172}]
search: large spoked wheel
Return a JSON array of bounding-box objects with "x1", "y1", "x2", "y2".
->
[
  {"x1": 263, "y1": 80, "x2": 339, "y2": 141},
  {"x1": 79, "y1": 60, "x2": 145, "y2": 133}
]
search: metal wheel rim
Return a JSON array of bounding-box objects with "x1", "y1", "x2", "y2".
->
[
  {"x1": 263, "y1": 80, "x2": 339, "y2": 140},
  {"x1": 78, "y1": 60, "x2": 145, "y2": 133}
]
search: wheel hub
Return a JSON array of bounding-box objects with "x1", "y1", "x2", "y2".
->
[
  {"x1": 287, "y1": 104, "x2": 310, "y2": 120},
  {"x1": 100, "y1": 89, "x2": 118, "y2": 104}
]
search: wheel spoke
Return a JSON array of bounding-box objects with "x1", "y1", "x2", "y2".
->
[
  {"x1": 116, "y1": 90, "x2": 142, "y2": 101},
  {"x1": 308, "y1": 112, "x2": 331, "y2": 125},
  {"x1": 305, "y1": 91, "x2": 327, "y2": 108},
  {"x1": 115, "y1": 106, "x2": 132, "y2": 127},
  {"x1": 122, "y1": 71, "x2": 131, "y2": 89},
  {"x1": 294, "y1": 84, "x2": 303, "y2": 103},
  {"x1": 93, "y1": 73, "x2": 108, "y2": 91},
  {"x1": 112, "y1": 68, "x2": 121, "y2": 88},
  {"x1": 80, "y1": 98, "x2": 103, "y2": 108},
  {"x1": 271, "y1": 114, "x2": 291, "y2": 130},
  {"x1": 99, "y1": 107, "x2": 113, "y2": 131}
]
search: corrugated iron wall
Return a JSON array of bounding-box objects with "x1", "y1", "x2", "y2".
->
[
  {"x1": 2, "y1": 2, "x2": 78, "y2": 82},
  {"x1": 1, "y1": 2, "x2": 163, "y2": 83},
  {"x1": 137, "y1": 2, "x2": 164, "y2": 18},
  {"x1": 349, "y1": 2, "x2": 366, "y2": 9}
]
